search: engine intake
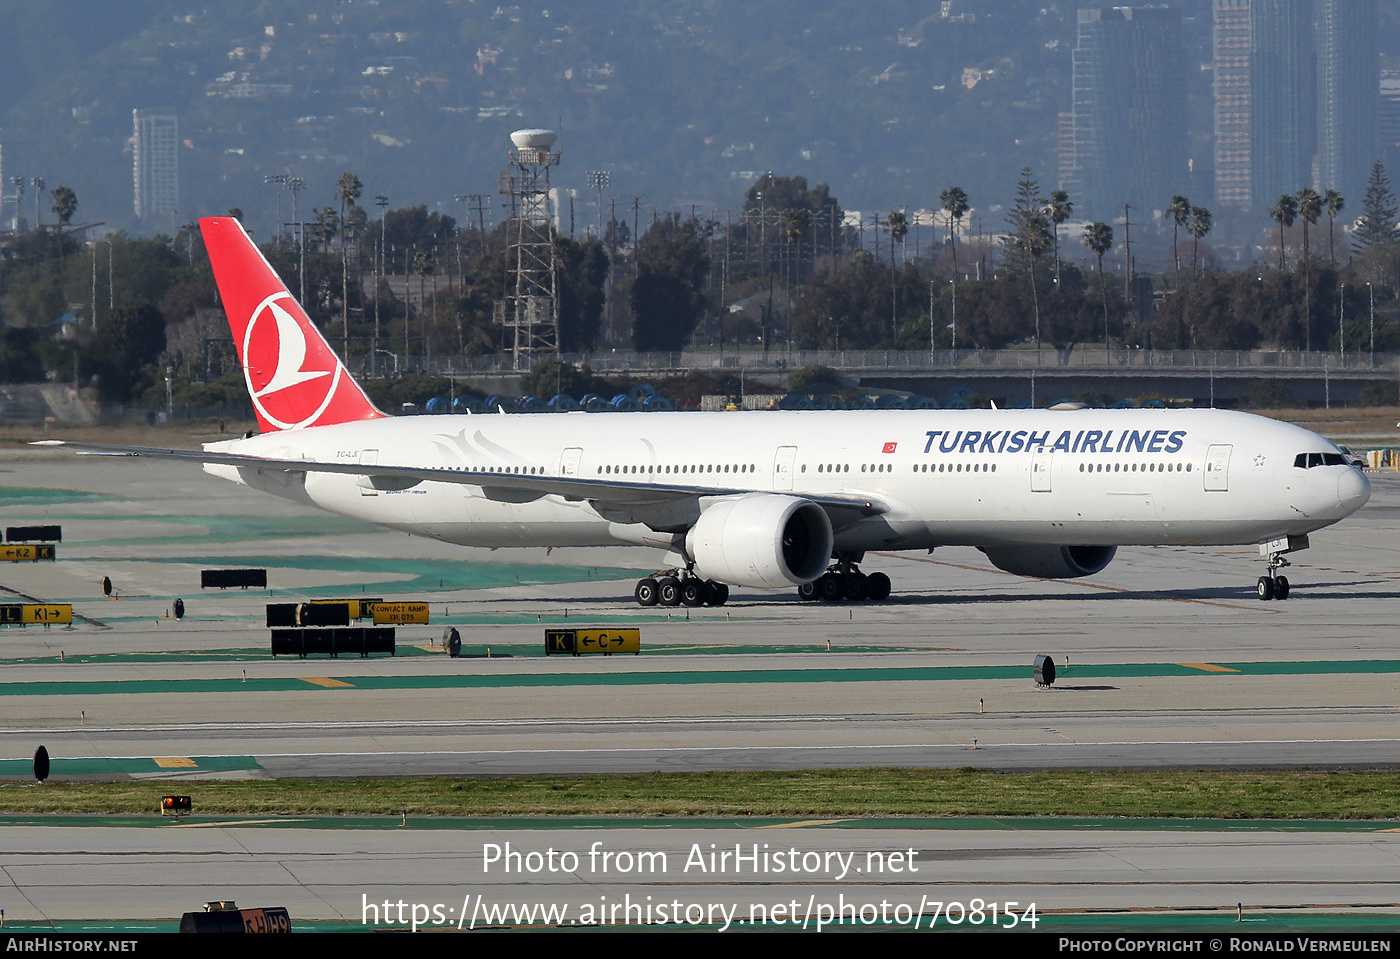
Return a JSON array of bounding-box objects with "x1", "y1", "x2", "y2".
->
[
  {"x1": 979, "y1": 545, "x2": 1117, "y2": 579},
  {"x1": 686, "y1": 494, "x2": 833, "y2": 588}
]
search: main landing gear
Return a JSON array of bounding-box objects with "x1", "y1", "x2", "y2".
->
[
  {"x1": 796, "y1": 560, "x2": 892, "y2": 604},
  {"x1": 634, "y1": 571, "x2": 729, "y2": 608},
  {"x1": 1257, "y1": 555, "x2": 1291, "y2": 601}
]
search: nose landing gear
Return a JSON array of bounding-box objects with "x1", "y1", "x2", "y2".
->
[
  {"x1": 1256, "y1": 534, "x2": 1306, "y2": 601},
  {"x1": 1257, "y1": 556, "x2": 1291, "y2": 601}
]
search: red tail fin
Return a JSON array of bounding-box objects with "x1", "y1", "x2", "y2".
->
[{"x1": 200, "y1": 216, "x2": 385, "y2": 432}]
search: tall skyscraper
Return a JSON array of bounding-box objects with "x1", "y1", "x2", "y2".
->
[
  {"x1": 1069, "y1": 7, "x2": 1187, "y2": 219},
  {"x1": 1316, "y1": 0, "x2": 1378, "y2": 206},
  {"x1": 1214, "y1": 0, "x2": 1380, "y2": 211},
  {"x1": 132, "y1": 109, "x2": 178, "y2": 220},
  {"x1": 1213, "y1": 0, "x2": 1252, "y2": 207},
  {"x1": 1248, "y1": 0, "x2": 1314, "y2": 208},
  {"x1": 1381, "y1": 72, "x2": 1400, "y2": 173}
]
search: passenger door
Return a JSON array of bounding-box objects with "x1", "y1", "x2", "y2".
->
[
  {"x1": 772, "y1": 446, "x2": 797, "y2": 491},
  {"x1": 1204, "y1": 444, "x2": 1231, "y2": 492},
  {"x1": 559, "y1": 447, "x2": 583, "y2": 477},
  {"x1": 1031, "y1": 451, "x2": 1053, "y2": 492}
]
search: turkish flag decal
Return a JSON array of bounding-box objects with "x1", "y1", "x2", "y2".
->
[{"x1": 882, "y1": 442, "x2": 897, "y2": 454}]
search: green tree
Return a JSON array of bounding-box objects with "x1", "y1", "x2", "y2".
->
[
  {"x1": 631, "y1": 215, "x2": 711, "y2": 352},
  {"x1": 364, "y1": 205, "x2": 457, "y2": 255},
  {"x1": 1148, "y1": 271, "x2": 1261, "y2": 351},
  {"x1": 787, "y1": 364, "x2": 842, "y2": 393},
  {"x1": 1353, "y1": 162, "x2": 1399, "y2": 252},
  {"x1": 1004, "y1": 169, "x2": 1052, "y2": 349},
  {"x1": 86, "y1": 303, "x2": 166, "y2": 403},
  {"x1": 555, "y1": 236, "x2": 609, "y2": 352},
  {"x1": 739, "y1": 174, "x2": 844, "y2": 279},
  {"x1": 789, "y1": 253, "x2": 898, "y2": 350},
  {"x1": 519, "y1": 358, "x2": 600, "y2": 399},
  {"x1": 49, "y1": 186, "x2": 77, "y2": 228}
]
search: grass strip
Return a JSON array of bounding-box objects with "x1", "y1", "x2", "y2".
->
[{"x1": 2, "y1": 769, "x2": 1399, "y2": 819}]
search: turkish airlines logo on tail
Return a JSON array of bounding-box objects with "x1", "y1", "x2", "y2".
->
[{"x1": 243, "y1": 292, "x2": 343, "y2": 430}]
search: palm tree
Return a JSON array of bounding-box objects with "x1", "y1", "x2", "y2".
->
[
  {"x1": 1167, "y1": 194, "x2": 1190, "y2": 275},
  {"x1": 1047, "y1": 189, "x2": 1072, "y2": 291},
  {"x1": 939, "y1": 186, "x2": 969, "y2": 281},
  {"x1": 1189, "y1": 206, "x2": 1212, "y2": 278},
  {"x1": 313, "y1": 207, "x2": 339, "y2": 252},
  {"x1": 885, "y1": 210, "x2": 908, "y2": 343},
  {"x1": 1083, "y1": 221, "x2": 1114, "y2": 348},
  {"x1": 336, "y1": 172, "x2": 363, "y2": 363},
  {"x1": 413, "y1": 248, "x2": 434, "y2": 365},
  {"x1": 1269, "y1": 194, "x2": 1297, "y2": 271},
  {"x1": 782, "y1": 207, "x2": 810, "y2": 287},
  {"x1": 1323, "y1": 189, "x2": 1344, "y2": 268},
  {"x1": 886, "y1": 210, "x2": 908, "y2": 264},
  {"x1": 1296, "y1": 187, "x2": 1322, "y2": 352}
]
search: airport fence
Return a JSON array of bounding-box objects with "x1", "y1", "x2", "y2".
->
[{"x1": 432, "y1": 348, "x2": 1400, "y2": 376}]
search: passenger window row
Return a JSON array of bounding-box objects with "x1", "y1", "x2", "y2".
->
[
  {"x1": 596, "y1": 464, "x2": 756, "y2": 475},
  {"x1": 1079, "y1": 462, "x2": 1190, "y2": 473}
]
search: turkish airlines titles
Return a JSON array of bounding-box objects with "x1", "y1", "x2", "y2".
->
[{"x1": 921, "y1": 429, "x2": 1190, "y2": 457}]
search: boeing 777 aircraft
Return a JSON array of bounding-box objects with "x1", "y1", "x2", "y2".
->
[{"x1": 43, "y1": 217, "x2": 1372, "y2": 607}]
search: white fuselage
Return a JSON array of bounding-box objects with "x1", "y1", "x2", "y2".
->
[{"x1": 202, "y1": 407, "x2": 1369, "y2": 560}]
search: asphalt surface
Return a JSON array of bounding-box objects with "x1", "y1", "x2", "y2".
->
[{"x1": 1, "y1": 443, "x2": 1397, "y2": 928}]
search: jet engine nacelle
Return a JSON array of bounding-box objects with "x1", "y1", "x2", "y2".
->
[
  {"x1": 686, "y1": 494, "x2": 833, "y2": 588},
  {"x1": 979, "y1": 545, "x2": 1117, "y2": 579}
]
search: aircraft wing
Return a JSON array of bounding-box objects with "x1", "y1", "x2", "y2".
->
[{"x1": 31, "y1": 440, "x2": 888, "y2": 521}]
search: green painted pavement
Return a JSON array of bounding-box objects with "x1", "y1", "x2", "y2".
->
[
  {"x1": 0, "y1": 644, "x2": 924, "y2": 665},
  {"x1": 1, "y1": 659, "x2": 1398, "y2": 698},
  {"x1": 0, "y1": 756, "x2": 259, "y2": 776},
  {"x1": 0, "y1": 486, "x2": 105, "y2": 505},
  {"x1": 113, "y1": 554, "x2": 638, "y2": 596}
]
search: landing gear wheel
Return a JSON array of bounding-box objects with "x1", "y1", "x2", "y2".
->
[
  {"x1": 1256, "y1": 575, "x2": 1275, "y2": 601},
  {"x1": 818, "y1": 572, "x2": 846, "y2": 602},
  {"x1": 797, "y1": 581, "x2": 818, "y2": 601},
  {"x1": 866, "y1": 571, "x2": 891, "y2": 601},
  {"x1": 635, "y1": 578, "x2": 659, "y2": 607},
  {"x1": 657, "y1": 576, "x2": 681, "y2": 607},
  {"x1": 705, "y1": 582, "x2": 729, "y2": 606},
  {"x1": 1274, "y1": 575, "x2": 1289, "y2": 600},
  {"x1": 681, "y1": 579, "x2": 706, "y2": 607},
  {"x1": 844, "y1": 572, "x2": 868, "y2": 602}
]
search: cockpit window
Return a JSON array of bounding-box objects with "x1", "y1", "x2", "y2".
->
[{"x1": 1295, "y1": 452, "x2": 1349, "y2": 468}]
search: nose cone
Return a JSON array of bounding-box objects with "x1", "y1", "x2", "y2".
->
[{"x1": 1338, "y1": 468, "x2": 1371, "y2": 514}]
